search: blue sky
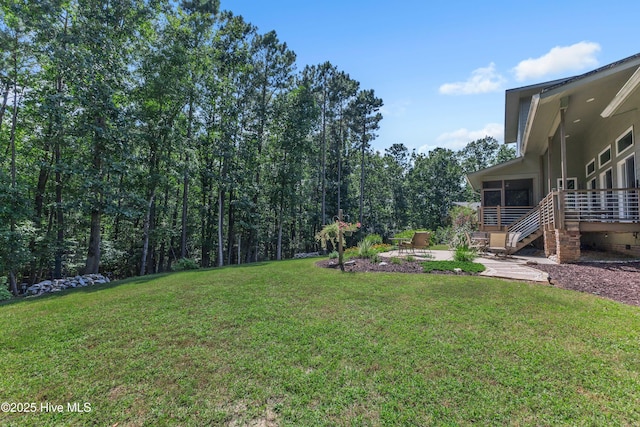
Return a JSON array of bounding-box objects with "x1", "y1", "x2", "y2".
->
[{"x1": 222, "y1": 0, "x2": 640, "y2": 153}]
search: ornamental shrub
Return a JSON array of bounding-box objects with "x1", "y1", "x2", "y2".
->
[{"x1": 453, "y1": 246, "x2": 477, "y2": 262}]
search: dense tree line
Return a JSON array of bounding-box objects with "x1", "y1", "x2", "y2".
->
[{"x1": 0, "y1": 0, "x2": 513, "y2": 294}]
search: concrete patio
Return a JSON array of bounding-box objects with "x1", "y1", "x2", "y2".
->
[{"x1": 380, "y1": 249, "x2": 554, "y2": 283}]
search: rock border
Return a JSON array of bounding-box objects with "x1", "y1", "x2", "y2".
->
[{"x1": 25, "y1": 274, "x2": 110, "y2": 297}]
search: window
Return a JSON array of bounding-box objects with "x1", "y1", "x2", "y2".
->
[
  {"x1": 600, "y1": 168, "x2": 613, "y2": 188},
  {"x1": 556, "y1": 177, "x2": 577, "y2": 190},
  {"x1": 482, "y1": 180, "x2": 502, "y2": 189},
  {"x1": 483, "y1": 190, "x2": 501, "y2": 207},
  {"x1": 618, "y1": 154, "x2": 636, "y2": 188},
  {"x1": 588, "y1": 177, "x2": 599, "y2": 209},
  {"x1": 504, "y1": 179, "x2": 533, "y2": 206},
  {"x1": 599, "y1": 145, "x2": 612, "y2": 168},
  {"x1": 585, "y1": 158, "x2": 596, "y2": 177},
  {"x1": 481, "y1": 179, "x2": 533, "y2": 207},
  {"x1": 616, "y1": 127, "x2": 634, "y2": 156}
]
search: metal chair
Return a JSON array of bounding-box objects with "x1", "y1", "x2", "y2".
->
[{"x1": 399, "y1": 232, "x2": 431, "y2": 254}]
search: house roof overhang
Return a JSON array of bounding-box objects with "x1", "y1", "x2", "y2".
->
[
  {"x1": 507, "y1": 53, "x2": 640, "y2": 156},
  {"x1": 466, "y1": 156, "x2": 525, "y2": 190},
  {"x1": 504, "y1": 80, "x2": 564, "y2": 144}
]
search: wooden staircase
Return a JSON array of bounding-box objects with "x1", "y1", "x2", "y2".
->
[{"x1": 507, "y1": 205, "x2": 543, "y2": 253}]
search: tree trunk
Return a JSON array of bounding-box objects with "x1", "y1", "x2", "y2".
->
[
  {"x1": 276, "y1": 211, "x2": 283, "y2": 261},
  {"x1": 85, "y1": 209, "x2": 101, "y2": 274},
  {"x1": 139, "y1": 193, "x2": 155, "y2": 276},
  {"x1": 158, "y1": 183, "x2": 171, "y2": 272},
  {"x1": 217, "y1": 188, "x2": 224, "y2": 267},
  {"x1": 360, "y1": 121, "x2": 366, "y2": 226},
  {"x1": 181, "y1": 153, "x2": 189, "y2": 259},
  {"x1": 181, "y1": 96, "x2": 194, "y2": 260},
  {"x1": 321, "y1": 94, "x2": 327, "y2": 225},
  {"x1": 8, "y1": 61, "x2": 19, "y2": 295},
  {"x1": 9, "y1": 271, "x2": 18, "y2": 298},
  {"x1": 0, "y1": 81, "x2": 9, "y2": 134},
  {"x1": 226, "y1": 190, "x2": 234, "y2": 265},
  {"x1": 54, "y1": 140, "x2": 64, "y2": 278},
  {"x1": 167, "y1": 187, "x2": 181, "y2": 271}
]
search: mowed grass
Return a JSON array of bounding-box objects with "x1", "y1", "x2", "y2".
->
[{"x1": 1, "y1": 259, "x2": 640, "y2": 426}]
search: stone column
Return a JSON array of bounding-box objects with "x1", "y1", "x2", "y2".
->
[
  {"x1": 543, "y1": 227, "x2": 556, "y2": 257},
  {"x1": 555, "y1": 226, "x2": 581, "y2": 263}
]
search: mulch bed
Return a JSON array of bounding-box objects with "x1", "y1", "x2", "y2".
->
[
  {"x1": 316, "y1": 257, "x2": 640, "y2": 308},
  {"x1": 530, "y1": 262, "x2": 640, "y2": 307}
]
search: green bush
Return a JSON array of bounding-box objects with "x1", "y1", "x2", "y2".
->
[
  {"x1": 357, "y1": 239, "x2": 375, "y2": 259},
  {"x1": 364, "y1": 234, "x2": 383, "y2": 245},
  {"x1": 422, "y1": 261, "x2": 485, "y2": 273},
  {"x1": 172, "y1": 258, "x2": 200, "y2": 271},
  {"x1": 433, "y1": 226, "x2": 453, "y2": 246},
  {"x1": 0, "y1": 278, "x2": 13, "y2": 301},
  {"x1": 328, "y1": 251, "x2": 338, "y2": 259},
  {"x1": 453, "y1": 246, "x2": 477, "y2": 262}
]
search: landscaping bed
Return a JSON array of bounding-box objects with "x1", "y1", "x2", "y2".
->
[
  {"x1": 531, "y1": 261, "x2": 640, "y2": 307},
  {"x1": 316, "y1": 258, "x2": 485, "y2": 275}
]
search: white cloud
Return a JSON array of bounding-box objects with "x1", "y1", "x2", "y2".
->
[
  {"x1": 379, "y1": 99, "x2": 411, "y2": 118},
  {"x1": 512, "y1": 41, "x2": 601, "y2": 82},
  {"x1": 418, "y1": 123, "x2": 503, "y2": 153},
  {"x1": 439, "y1": 63, "x2": 506, "y2": 95}
]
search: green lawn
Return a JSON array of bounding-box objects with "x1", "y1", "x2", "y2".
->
[{"x1": 1, "y1": 259, "x2": 640, "y2": 426}]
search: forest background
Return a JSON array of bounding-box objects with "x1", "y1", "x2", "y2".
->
[{"x1": 0, "y1": 0, "x2": 514, "y2": 294}]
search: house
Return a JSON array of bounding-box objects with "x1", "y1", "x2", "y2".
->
[{"x1": 468, "y1": 53, "x2": 640, "y2": 262}]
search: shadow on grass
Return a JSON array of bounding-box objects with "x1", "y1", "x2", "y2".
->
[{"x1": 1, "y1": 261, "x2": 271, "y2": 307}]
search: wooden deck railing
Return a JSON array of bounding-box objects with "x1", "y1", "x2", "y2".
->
[
  {"x1": 479, "y1": 206, "x2": 534, "y2": 229},
  {"x1": 540, "y1": 191, "x2": 556, "y2": 227},
  {"x1": 562, "y1": 188, "x2": 640, "y2": 223},
  {"x1": 480, "y1": 188, "x2": 640, "y2": 230}
]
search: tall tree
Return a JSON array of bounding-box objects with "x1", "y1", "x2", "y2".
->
[
  {"x1": 328, "y1": 72, "x2": 358, "y2": 215},
  {"x1": 384, "y1": 143, "x2": 410, "y2": 230},
  {"x1": 269, "y1": 83, "x2": 318, "y2": 259},
  {"x1": 244, "y1": 29, "x2": 296, "y2": 262},
  {"x1": 65, "y1": 0, "x2": 160, "y2": 274},
  {"x1": 407, "y1": 148, "x2": 464, "y2": 230},
  {"x1": 303, "y1": 62, "x2": 338, "y2": 226},
  {"x1": 349, "y1": 89, "x2": 383, "y2": 225}
]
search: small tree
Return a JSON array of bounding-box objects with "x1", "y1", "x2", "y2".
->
[{"x1": 448, "y1": 205, "x2": 478, "y2": 249}]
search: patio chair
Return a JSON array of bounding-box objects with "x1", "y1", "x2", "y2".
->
[
  {"x1": 399, "y1": 231, "x2": 431, "y2": 254},
  {"x1": 487, "y1": 232, "x2": 508, "y2": 256},
  {"x1": 466, "y1": 231, "x2": 488, "y2": 253}
]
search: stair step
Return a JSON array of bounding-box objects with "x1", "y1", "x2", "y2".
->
[{"x1": 513, "y1": 230, "x2": 543, "y2": 253}]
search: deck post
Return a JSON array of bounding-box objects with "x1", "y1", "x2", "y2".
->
[{"x1": 559, "y1": 101, "x2": 568, "y2": 230}]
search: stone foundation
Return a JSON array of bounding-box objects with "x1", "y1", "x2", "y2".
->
[
  {"x1": 555, "y1": 228, "x2": 581, "y2": 263},
  {"x1": 543, "y1": 228, "x2": 556, "y2": 257}
]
